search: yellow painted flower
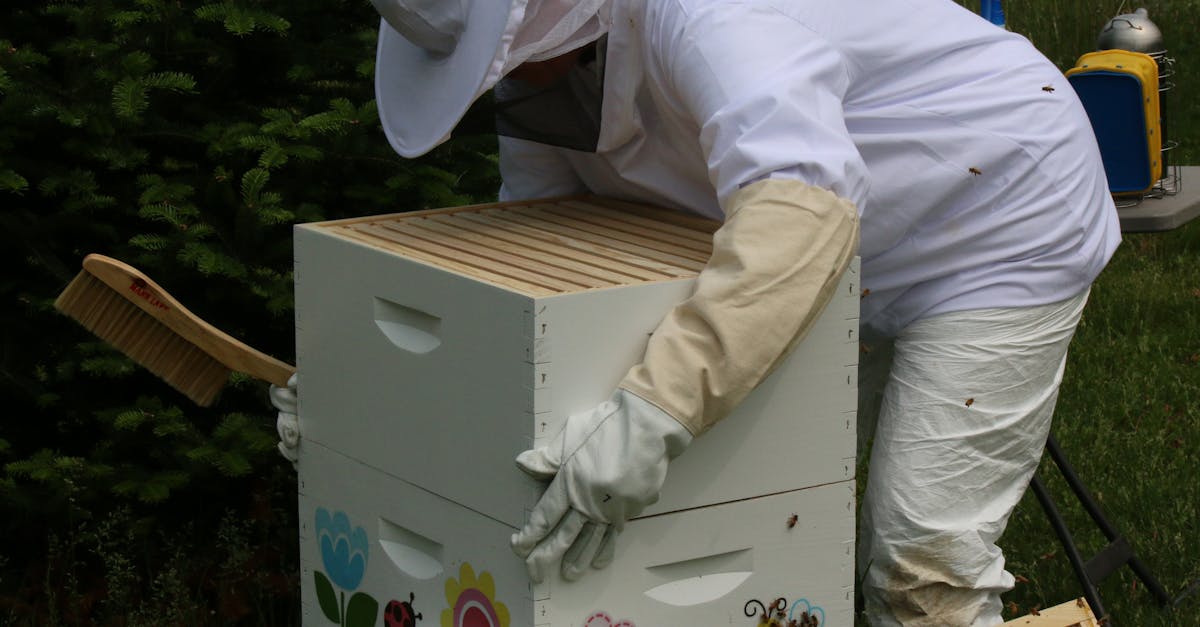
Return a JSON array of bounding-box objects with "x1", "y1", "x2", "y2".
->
[{"x1": 440, "y1": 562, "x2": 511, "y2": 627}]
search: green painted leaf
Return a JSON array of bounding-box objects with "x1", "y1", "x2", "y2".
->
[
  {"x1": 345, "y1": 592, "x2": 379, "y2": 627},
  {"x1": 313, "y1": 571, "x2": 340, "y2": 624}
]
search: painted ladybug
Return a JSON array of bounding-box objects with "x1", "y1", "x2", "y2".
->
[{"x1": 384, "y1": 592, "x2": 422, "y2": 627}]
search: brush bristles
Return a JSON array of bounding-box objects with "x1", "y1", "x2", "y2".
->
[{"x1": 55, "y1": 271, "x2": 231, "y2": 406}]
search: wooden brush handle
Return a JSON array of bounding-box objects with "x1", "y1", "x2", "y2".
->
[{"x1": 82, "y1": 254, "x2": 296, "y2": 387}]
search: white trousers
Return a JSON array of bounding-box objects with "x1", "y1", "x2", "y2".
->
[{"x1": 857, "y1": 290, "x2": 1090, "y2": 626}]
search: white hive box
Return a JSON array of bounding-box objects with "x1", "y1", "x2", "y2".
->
[{"x1": 294, "y1": 197, "x2": 859, "y2": 627}]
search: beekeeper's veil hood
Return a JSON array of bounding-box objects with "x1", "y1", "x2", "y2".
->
[{"x1": 373, "y1": 0, "x2": 612, "y2": 157}]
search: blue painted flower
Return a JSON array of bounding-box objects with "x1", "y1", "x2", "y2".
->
[{"x1": 315, "y1": 508, "x2": 369, "y2": 591}]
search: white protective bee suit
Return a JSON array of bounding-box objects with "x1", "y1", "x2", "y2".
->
[{"x1": 351, "y1": 0, "x2": 1123, "y2": 624}]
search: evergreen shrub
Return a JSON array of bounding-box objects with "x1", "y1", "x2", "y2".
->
[{"x1": 0, "y1": 1, "x2": 499, "y2": 623}]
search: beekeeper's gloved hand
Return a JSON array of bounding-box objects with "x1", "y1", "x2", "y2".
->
[
  {"x1": 269, "y1": 373, "x2": 300, "y2": 466},
  {"x1": 511, "y1": 389, "x2": 692, "y2": 583}
]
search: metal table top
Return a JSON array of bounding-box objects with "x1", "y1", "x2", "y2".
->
[{"x1": 1115, "y1": 166, "x2": 1200, "y2": 232}]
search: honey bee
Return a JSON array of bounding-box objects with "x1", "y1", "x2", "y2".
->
[
  {"x1": 1042, "y1": 85, "x2": 1056, "y2": 92},
  {"x1": 969, "y1": 167, "x2": 982, "y2": 176},
  {"x1": 787, "y1": 514, "x2": 798, "y2": 529},
  {"x1": 965, "y1": 398, "x2": 975, "y2": 407}
]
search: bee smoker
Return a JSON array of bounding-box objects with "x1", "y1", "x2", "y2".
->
[{"x1": 1097, "y1": 8, "x2": 1180, "y2": 196}]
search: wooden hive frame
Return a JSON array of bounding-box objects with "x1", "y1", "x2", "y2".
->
[{"x1": 316, "y1": 196, "x2": 720, "y2": 296}]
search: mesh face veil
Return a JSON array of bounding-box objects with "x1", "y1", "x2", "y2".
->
[
  {"x1": 494, "y1": 37, "x2": 606, "y2": 152},
  {"x1": 489, "y1": 0, "x2": 612, "y2": 152},
  {"x1": 489, "y1": 0, "x2": 612, "y2": 87}
]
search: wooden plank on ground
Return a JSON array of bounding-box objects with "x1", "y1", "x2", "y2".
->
[{"x1": 1001, "y1": 598, "x2": 1099, "y2": 627}]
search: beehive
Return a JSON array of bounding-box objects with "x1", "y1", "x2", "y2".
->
[{"x1": 294, "y1": 197, "x2": 859, "y2": 627}]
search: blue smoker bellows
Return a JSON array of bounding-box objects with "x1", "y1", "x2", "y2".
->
[{"x1": 1067, "y1": 50, "x2": 1162, "y2": 195}]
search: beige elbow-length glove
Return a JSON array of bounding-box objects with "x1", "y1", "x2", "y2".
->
[
  {"x1": 622, "y1": 178, "x2": 859, "y2": 433},
  {"x1": 511, "y1": 178, "x2": 859, "y2": 582}
]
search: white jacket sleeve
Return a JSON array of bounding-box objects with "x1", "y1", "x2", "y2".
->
[
  {"x1": 498, "y1": 135, "x2": 588, "y2": 201},
  {"x1": 618, "y1": 5, "x2": 865, "y2": 434}
]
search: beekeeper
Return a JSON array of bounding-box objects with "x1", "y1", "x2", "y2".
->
[{"x1": 274, "y1": 0, "x2": 1122, "y2": 623}]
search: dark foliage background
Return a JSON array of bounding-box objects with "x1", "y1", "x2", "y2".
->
[{"x1": 0, "y1": 1, "x2": 497, "y2": 623}]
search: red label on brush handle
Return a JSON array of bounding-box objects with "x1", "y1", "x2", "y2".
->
[{"x1": 129, "y1": 278, "x2": 170, "y2": 311}]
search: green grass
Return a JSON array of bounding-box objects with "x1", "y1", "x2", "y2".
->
[
  {"x1": 1000, "y1": 220, "x2": 1200, "y2": 624},
  {"x1": 996, "y1": 2, "x2": 1200, "y2": 623},
  {"x1": 857, "y1": 3, "x2": 1200, "y2": 624}
]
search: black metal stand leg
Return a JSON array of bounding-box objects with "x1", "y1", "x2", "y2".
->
[
  {"x1": 1032, "y1": 434, "x2": 1178, "y2": 624},
  {"x1": 1029, "y1": 474, "x2": 1109, "y2": 621}
]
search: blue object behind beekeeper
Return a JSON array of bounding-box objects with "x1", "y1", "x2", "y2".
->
[{"x1": 980, "y1": 0, "x2": 1006, "y2": 28}]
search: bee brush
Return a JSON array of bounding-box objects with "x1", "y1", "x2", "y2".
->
[{"x1": 54, "y1": 253, "x2": 295, "y2": 406}]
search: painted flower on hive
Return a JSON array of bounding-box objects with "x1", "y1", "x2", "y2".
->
[
  {"x1": 441, "y1": 562, "x2": 510, "y2": 627},
  {"x1": 318, "y1": 508, "x2": 369, "y2": 590},
  {"x1": 744, "y1": 596, "x2": 823, "y2": 627},
  {"x1": 313, "y1": 507, "x2": 378, "y2": 627},
  {"x1": 787, "y1": 598, "x2": 824, "y2": 626}
]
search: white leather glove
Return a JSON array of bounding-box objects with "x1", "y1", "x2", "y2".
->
[
  {"x1": 269, "y1": 373, "x2": 300, "y2": 466},
  {"x1": 511, "y1": 389, "x2": 692, "y2": 583}
]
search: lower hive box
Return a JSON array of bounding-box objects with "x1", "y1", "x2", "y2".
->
[
  {"x1": 299, "y1": 441, "x2": 855, "y2": 626},
  {"x1": 293, "y1": 197, "x2": 859, "y2": 626}
]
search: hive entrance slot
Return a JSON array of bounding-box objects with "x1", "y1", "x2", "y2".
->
[
  {"x1": 378, "y1": 517, "x2": 444, "y2": 580},
  {"x1": 373, "y1": 297, "x2": 441, "y2": 354},
  {"x1": 642, "y1": 548, "x2": 753, "y2": 606}
]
